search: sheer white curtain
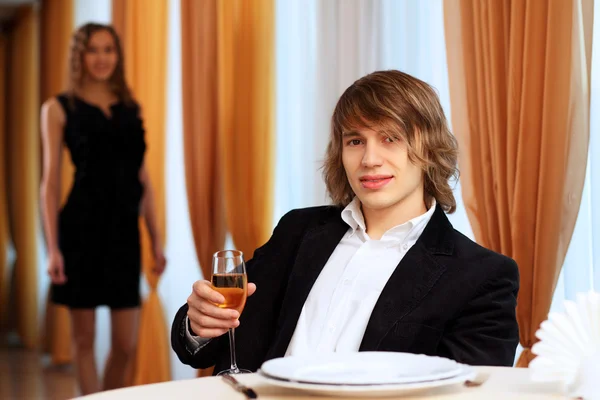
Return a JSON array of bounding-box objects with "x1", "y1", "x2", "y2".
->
[
  {"x1": 74, "y1": 0, "x2": 111, "y2": 25},
  {"x1": 274, "y1": 0, "x2": 473, "y2": 238},
  {"x1": 552, "y1": 2, "x2": 600, "y2": 311},
  {"x1": 162, "y1": 0, "x2": 205, "y2": 381},
  {"x1": 273, "y1": 0, "x2": 319, "y2": 218}
]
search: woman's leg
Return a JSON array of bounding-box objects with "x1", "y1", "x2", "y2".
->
[
  {"x1": 70, "y1": 309, "x2": 99, "y2": 395},
  {"x1": 102, "y1": 307, "x2": 140, "y2": 390}
]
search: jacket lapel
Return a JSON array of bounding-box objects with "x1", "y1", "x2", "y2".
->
[
  {"x1": 266, "y1": 213, "x2": 349, "y2": 359},
  {"x1": 359, "y1": 205, "x2": 454, "y2": 351}
]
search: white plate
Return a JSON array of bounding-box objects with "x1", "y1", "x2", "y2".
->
[
  {"x1": 258, "y1": 366, "x2": 476, "y2": 398},
  {"x1": 260, "y1": 352, "x2": 464, "y2": 385}
]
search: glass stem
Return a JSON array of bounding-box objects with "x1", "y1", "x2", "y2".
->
[{"x1": 228, "y1": 328, "x2": 240, "y2": 373}]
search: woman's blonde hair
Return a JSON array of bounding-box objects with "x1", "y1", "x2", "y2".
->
[{"x1": 323, "y1": 70, "x2": 459, "y2": 213}]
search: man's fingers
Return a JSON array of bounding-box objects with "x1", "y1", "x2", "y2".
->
[
  {"x1": 188, "y1": 308, "x2": 239, "y2": 330},
  {"x1": 189, "y1": 323, "x2": 229, "y2": 339},
  {"x1": 187, "y1": 291, "x2": 239, "y2": 319},
  {"x1": 192, "y1": 280, "x2": 225, "y2": 303},
  {"x1": 248, "y1": 283, "x2": 257, "y2": 297},
  {"x1": 194, "y1": 299, "x2": 239, "y2": 319}
]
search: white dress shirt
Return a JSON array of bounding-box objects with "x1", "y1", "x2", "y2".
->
[
  {"x1": 285, "y1": 197, "x2": 436, "y2": 356},
  {"x1": 184, "y1": 198, "x2": 436, "y2": 356}
]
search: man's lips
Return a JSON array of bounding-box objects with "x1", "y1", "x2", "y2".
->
[{"x1": 359, "y1": 175, "x2": 393, "y2": 189}]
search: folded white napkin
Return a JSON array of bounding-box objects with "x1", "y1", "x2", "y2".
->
[{"x1": 530, "y1": 291, "x2": 600, "y2": 399}]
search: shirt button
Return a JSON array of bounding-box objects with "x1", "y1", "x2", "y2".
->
[
  {"x1": 343, "y1": 279, "x2": 351, "y2": 285},
  {"x1": 328, "y1": 324, "x2": 335, "y2": 332},
  {"x1": 403, "y1": 244, "x2": 409, "y2": 250}
]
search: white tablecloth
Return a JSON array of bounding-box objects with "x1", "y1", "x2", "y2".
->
[{"x1": 79, "y1": 366, "x2": 566, "y2": 399}]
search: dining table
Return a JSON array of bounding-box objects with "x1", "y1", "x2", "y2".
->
[{"x1": 78, "y1": 366, "x2": 569, "y2": 399}]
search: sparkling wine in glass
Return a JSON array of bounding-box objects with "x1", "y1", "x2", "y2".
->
[{"x1": 212, "y1": 250, "x2": 250, "y2": 375}]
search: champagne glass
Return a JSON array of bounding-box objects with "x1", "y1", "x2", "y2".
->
[{"x1": 212, "y1": 250, "x2": 251, "y2": 375}]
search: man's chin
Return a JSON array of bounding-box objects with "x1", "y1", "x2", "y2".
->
[{"x1": 356, "y1": 193, "x2": 396, "y2": 211}]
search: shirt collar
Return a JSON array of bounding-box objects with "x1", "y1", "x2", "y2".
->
[
  {"x1": 341, "y1": 197, "x2": 366, "y2": 235},
  {"x1": 341, "y1": 197, "x2": 437, "y2": 241}
]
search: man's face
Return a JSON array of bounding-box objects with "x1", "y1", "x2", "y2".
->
[{"x1": 342, "y1": 127, "x2": 424, "y2": 213}]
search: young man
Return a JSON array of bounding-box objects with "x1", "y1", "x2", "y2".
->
[{"x1": 171, "y1": 70, "x2": 520, "y2": 372}]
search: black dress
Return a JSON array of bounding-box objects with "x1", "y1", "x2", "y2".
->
[{"x1": 51, "y1": 94, "x2": 146, "y2": 309}]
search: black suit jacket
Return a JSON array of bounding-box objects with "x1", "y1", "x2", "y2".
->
[{"x1": 171, "y1": 204, "x2": 519, "y2": 372}]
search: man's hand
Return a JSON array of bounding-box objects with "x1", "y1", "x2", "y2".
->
[{"x1": 186, "y1": 280, "x2": 257, "y2": 338}]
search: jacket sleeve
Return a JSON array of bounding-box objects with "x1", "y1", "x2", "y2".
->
[
  {"x1": 437, "y1": 257, "x2": 520, "y2": 366},
  {"x1": 170, "y1": 303, "x2": 226, "y2": 369}
]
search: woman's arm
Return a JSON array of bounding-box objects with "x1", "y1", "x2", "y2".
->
[{"x1": 40, "y1": 98, "x2": 67, "y2": 284}]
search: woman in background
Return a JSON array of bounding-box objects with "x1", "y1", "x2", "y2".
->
[{"x1": 40, "y1": 23, "x2": 166, "y2": 395}]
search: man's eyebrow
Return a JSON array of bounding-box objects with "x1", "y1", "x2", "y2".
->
[
  {"x1": 378, "y1": 129, "x2": 398, "y2": 136},
  {"x1": 342, "y1": 130, "x2": 398, "y2": 137}
]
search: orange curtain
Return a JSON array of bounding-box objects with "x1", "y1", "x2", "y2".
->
[
  {"x1": 181, "y1": 0, "x2": 226, "y2": 378},
  {"x1": 0, "y1": 33, "x2": 11, "y2": 333},
  {"x1": 217, "y1": 0, "x2": 276, "y2": 259},
  {"x1": 112, "y1": 0, "x2": 170, "y2": 384},
  {"x1": 40, "y1": 0, "x2": 74, "y2": 366},
  {"x1": 444, "y1": 0, "x2": 594, "y2": 367},
  {"x1": 180, "y1": 0, "x2": 225, "y2": 298},
  {"x1": 7, "y1": 5, "x2": 40, "y2": 349}
]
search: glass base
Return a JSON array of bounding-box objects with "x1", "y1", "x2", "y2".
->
[{"x1": 217, "y1": 368, "x2": 252, "y2": 375}]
